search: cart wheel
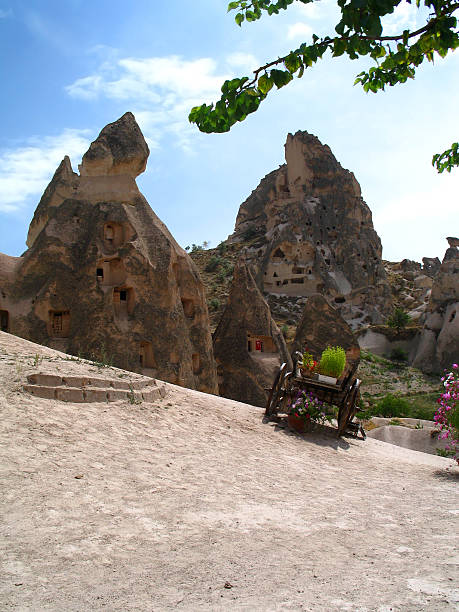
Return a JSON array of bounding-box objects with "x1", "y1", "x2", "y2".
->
[
  {"x1": 265, "y1": 362, "x2": 288, "y2": 419},
  {"x1": 337, "y1": 378, "x2": 361, "y2": 436}
]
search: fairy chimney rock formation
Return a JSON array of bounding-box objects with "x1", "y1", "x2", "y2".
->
[
  {"x1": 1, "y1": 113, "x2": 218, "y2": 394},
  {"x1": 228, "y1": 130, "x2": 392, "y2": 328},
  {"x1": 79, "y1": 112, "x2": 149, "y2": 178},
  {"x1": 291, "y1": 294, "x2": 361, "y2": 370},
  {"x1": 413, "y1": 239, "x2": 459, "y2": 373},
  {"x1": 213, "y1": 260, "x2": 292, "y2": 407}
]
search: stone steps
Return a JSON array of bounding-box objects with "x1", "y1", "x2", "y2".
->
[{"x1": 23, "y1": 372, "x2": 167, "y2": 404}]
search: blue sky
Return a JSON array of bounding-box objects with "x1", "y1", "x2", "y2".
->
[{"x1": 0, "y1": 0, "x2": 458, "y2": 262}]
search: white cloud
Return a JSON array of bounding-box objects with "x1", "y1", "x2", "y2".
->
[
  {"x1": 65, "y1": 54, "x2": 234, "y2": 153},
  {"x1": 381, "y1": 2, "x2": 423, "y2": 36},
  {"x1": 287, "y1": 22, "x2": 314, "y2": 40},
  {"x1": 226, "y1": 52, "x2": 259, "y2": 72},
  {"x1": 0, "y1": 130, "x2": 91, "y2": 213}
]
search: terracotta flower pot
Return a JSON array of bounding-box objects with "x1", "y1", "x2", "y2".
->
[{"x1": 288, "y1": 414, "x2": 312, "y2": 433}]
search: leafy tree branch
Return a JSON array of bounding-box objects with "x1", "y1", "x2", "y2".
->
[{"x1": 189, "y1": 0, "x2": 458, "y2": 171}]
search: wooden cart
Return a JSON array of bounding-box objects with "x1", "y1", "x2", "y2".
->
[{"x1": 265, "y1": 353, "x2": 365, "y2": 438}]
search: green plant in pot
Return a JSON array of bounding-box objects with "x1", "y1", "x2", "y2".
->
[
  {"x1": 300, "y1": 348, "x2": 318, "y2": 378},
  {"x1": 318, "y1": 346, "x2": 346, "y2": 384}
]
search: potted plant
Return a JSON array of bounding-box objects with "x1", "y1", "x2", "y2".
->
[
  {"x1": 288, "y1": 390, "x2": 332, "y2": 432},
  {"x1": 299, "y1": 348, "x2": 319, "y2": 379},
  {"x1": 318, "y1": 346, "x2": 346, "y2": 385}
]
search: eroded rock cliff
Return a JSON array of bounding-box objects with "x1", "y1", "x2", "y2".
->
[
  {"x1": 413, "y1": 238, "x2": 459, "y2": 373},
  {"x1": 213, "y1": 260, "x2": 291, "y2": 407},
  {"x1": 0, "y1": 113, "x2": 218, "y2": 393},
  {"x1": 228, "y1": 131, "x2": 392, "y2": 328}
]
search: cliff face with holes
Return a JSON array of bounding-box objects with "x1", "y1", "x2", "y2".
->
[
  {"x1": 0, "y1": 113, "x2": 218, "y2": 394},
  {"x1": 412, "y1": 238, "x2": 459, "y2": 374},
  {"x1": 228, "y1": 131, "x2": 392, "y2": 328}
]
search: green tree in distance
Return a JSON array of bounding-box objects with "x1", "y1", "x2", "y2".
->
[
  {"x1": 387, "y1": 306, "x2": 411, "y2": 331},
  {"x1": 189, "y1": 0, "x2": 458, "y2": 172}
]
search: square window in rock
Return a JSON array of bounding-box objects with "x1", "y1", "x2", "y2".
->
[
  {"x1": 0, "y1": 309, "x2": 9, "y2": 332},
  {"x1": 139, "y1": 341, "x2": 155, "y2": 369},
  {"x1": 49, "y1": 310, "x2": 70, "y2": 338},
  {"x1": 113, "y1": 287, "x2": 134, "y2": 316}
]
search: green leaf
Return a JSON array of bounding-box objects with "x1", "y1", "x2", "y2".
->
[
  {"x1": 284, "y1": 53, "x2": 301, "y2": 73},
  {"x1": 258, "y1": 74, "x2": 273, "y2": 93},
  {"x1": 235, "y1": 12, "x2": 244, "y2": 26},
  {"x1": 270, "y1": 69, "x2": 294, "y2": 88}
]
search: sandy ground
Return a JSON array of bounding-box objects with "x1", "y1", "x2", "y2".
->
[{"x1": 1, "y1": 331, "x2": 458, "y2": 611}]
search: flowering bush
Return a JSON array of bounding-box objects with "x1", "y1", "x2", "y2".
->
[
  {"x1": 288, "y1": 390, "x2": 332, "y2": 426},
  {"x1": 434, "y1": 364, "x2": 459, "y2": 465},
  {"x1": 302, "y1": 348, "x2": 318, "y2": 373}
]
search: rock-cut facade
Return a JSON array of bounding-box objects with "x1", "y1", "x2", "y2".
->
[
  {"x1": 228, "y1": 131, "x2": 392, "y2": 328},
  {"x1": 0, "y1": 113, "x2": 218, "y2": 394}
]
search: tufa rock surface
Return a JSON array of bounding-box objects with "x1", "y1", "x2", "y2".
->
[
  {"x1": 412, "y1": 239, "x2": 459, "y2": 373},
  {"x1": 213, "y1": 260, "x2": 292, "y2": 407},
  {"x1": 79, "y1": 111, "x2": 149, "y2": 178},
  {"x1": 291, "y1": 294, "x2": 360, "y2": 371},
  {"x1": 227, "y1": 131, "x2": 392, "y2": 329},
  {"x1": 0, "y1": 113, "x2": 218, "y2": 394}
]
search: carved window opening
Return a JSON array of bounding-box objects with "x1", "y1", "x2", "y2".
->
[
  {"x1": 0, "y1": 310, "x2": 9, "y2": 332},
  {"x1": 192, "y1": 353, "x2": 200, "y2": 375},
  {"x1": 49, "y1": 310, "x2": 70, "y2": 338},
  {"x1": 334, "y1": 296, "x2": 346, "y2": 304},
  {"x1": 139, "y1": 341, "x2": 155, "y2": 369},
  {"x1": 113, "y1": 287, "x2": 134, "y2": 315},
  {"x1": 450, "y1": 310, "x2": 456, "y2": 323},
  {"x1": 181, "y1": 298, "x2": 195, "y2": 319},
  {"x1": 97, "y1": 258, "x2": 126, "y2": 286},
  {"x1": 292, "y1": 267, "x2": 305, "y2": 274},
  {"x1": 103, "y1": 222, "x2": 132, "y2": 250},
  {"x1": 308, "y1": 270, "x2": 312, "y2": 275},
  {"x1": 273, "y1": 272, "x2": 278, "y2": 277},
  {"x1": 282, "y1": 280, "x2": 288, "y2": 285},
  {"x1": 325, "y1": 259, "x2": 331, "y2": 265},
  {"x1": 247, "y1": 333, "x2": 277, "y2": 354},
  {"x1": 291, "y1": 278, "x2": 304, "y2": 284},
  {"x1": 273, "y1": 248, "x2": 285, "y2": 259}
]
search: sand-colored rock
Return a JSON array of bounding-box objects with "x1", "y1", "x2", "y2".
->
[
  {"x1": 413, "y1": 239, "x2": 459, "y2": 373},
  {"x1": 366, "y1": 421, "x2": 450, "y2": 455},
  {"x1": 0, "y1": 114, "x2": 217, "y2": 393},
  {"x1": 79, "y1": 111, "x2": 149, "y2": 178},
  {"x1": 291, "y1": 294, "x2": 360, "y2": 370},
  {"x1": 213, "y1": 260, "x2": 292, "y2": 407},
  {"x1": 227, "y1": 131, "x2": 392, "y2": 328}
]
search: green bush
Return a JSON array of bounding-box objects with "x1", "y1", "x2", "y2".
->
[
  {"x1": 387, "y1": 307, "x2": 411, "y2": 331},
  {"x1": 319, "y1": 346, "x2": 346, "y2": 378},
  {"x1": 375, "y1": 394, "x2": 411, "y2": 417},
  {"x1": 209, "y1": 298, "x2": 220, "y2": 311},
  {"x1": 205, "y1": 256, "x2": 222, "y2": 272}
]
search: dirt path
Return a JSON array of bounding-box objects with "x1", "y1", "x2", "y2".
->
[{"x1": 1, "y1": 332, "x2": 458, "y2": 611}]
